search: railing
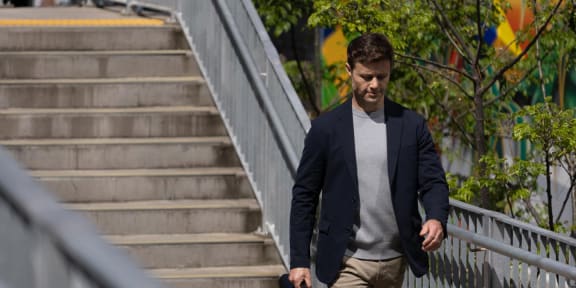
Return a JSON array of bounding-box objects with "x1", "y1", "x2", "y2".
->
[
  {"x1": 124, "y1": 0, "x2": 180, "y2": 11},
  {"x1": 0, "y1": 147, "x2": 164, "y2": 288},
  {"x1": 116, "y1": 0, "x2": 309, "y2": 268},
  {"x1": 405, "y1": 199, "x2": 576, "y2": 287},
  {"x1": 172, "y1": 0, "x2": 309, "y2": 271},
  {"x1": 123, "y1": 1, "x2": 576, "y2": 287}
]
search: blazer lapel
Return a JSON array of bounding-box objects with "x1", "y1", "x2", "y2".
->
[
  {"x1": 385, "y1": 98, "x2": 403, "y2": 188},
  {"x1": 336, "y1": 99, "x2": 359, "y2": 193}
]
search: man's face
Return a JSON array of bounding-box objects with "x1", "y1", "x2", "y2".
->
[{"x1": 346, "y1": 60, "x2": 391, "y2": 110}]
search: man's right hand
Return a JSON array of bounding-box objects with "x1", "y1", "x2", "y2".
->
[{"x1": 289, "y1": 267, "x2": 312, "y2": 288}]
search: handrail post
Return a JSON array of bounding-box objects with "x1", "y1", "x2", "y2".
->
[
  {"x1": 482, "y1": 214, "x2": 492, "y2": 288},
  {"x1": 122, "y1": 0, "x2": 134, "y2": 15}
]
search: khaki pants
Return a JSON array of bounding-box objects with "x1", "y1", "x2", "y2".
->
[{"x1": 330, "y1": 256, "x2": 406, "y2": 288}]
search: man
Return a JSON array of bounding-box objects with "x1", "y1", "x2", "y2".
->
[{"x1": 289, "y1": 33, "x2": 450, "y2": 288}]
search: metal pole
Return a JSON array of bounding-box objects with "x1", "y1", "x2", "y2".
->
[
  {"x1": 482, "y1": 214, "x2": 492, "y2": 288},
  {"x1": 122, "y1": 0, "x2": 134, "y2": 15}
]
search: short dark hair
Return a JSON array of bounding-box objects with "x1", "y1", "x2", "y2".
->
[{"x1": 347, "y1": 33, "x2": 394, "y2": 70}]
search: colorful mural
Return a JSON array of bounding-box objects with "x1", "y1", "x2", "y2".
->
[
  {"x1": 486, "y1": 0, "x2": 576, "y2": 109},
  {"x1": 320, "y1": 26, "x2": 349, "y2": 109},
  {"x1": 490, "y1": 0, "x2": 535, "y2": 57}
]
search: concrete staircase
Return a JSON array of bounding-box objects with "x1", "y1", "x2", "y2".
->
[{"x1": 0, "y1": 8, "x2": 284, "y2": 288}]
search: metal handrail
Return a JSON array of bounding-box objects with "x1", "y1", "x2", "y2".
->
[
  {"x1": 172, "y1": 0, "x2": 310, "y2": 271},
  {"x1": 451, "y1": 198, "x2": 576, "y2": 246},
  {"x1": 449, "y1": 225, "x2": 576, "y2": 280},
  {"x1": 0, "y1": 147, "x2": 163, "y2": 288},
  {"x1": 212, "y1": 0, "x2": 299, "y2": 175},
  {"x1": 120, "y1": 0, "x2": 576, "y2": 286},
  {"x1": 239, "y1": 0, "x2": 311, "y2": 133}
]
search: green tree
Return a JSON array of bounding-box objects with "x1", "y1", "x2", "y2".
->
[
  {"x1": 448, "y1": 153, "x2": 545, "y2": 221},
  {"x1": 307, "y1": 0, "x2": 576, "y2": 211},
  {"x1": 254, "y1": 0, "x2": 310, "y2": 37},
  {"x1": 253, "y1": 0, "x2": 576, "y2": 233},
  {"x1": 513, "y1": 99, "x2": 576, "y2": 231}
]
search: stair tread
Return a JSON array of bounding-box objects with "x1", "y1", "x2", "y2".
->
[
  {"x1": 0, "y1": 50, "x2": 190, "y2": 56},
  {"x1": 0, "y1": 20, "x2": 165, "y2": 27},
  {"x1": 0, "y1": 25, "x2": 179, "y2": 31},
  {"x1": 67, "y1": 199, "x2": 259, "y2": 211},
  {"x1": 0, "y1": 24, "x2": 179, "y2": 29},
  {"x1": 30, "y1": 167, "x2": 245, "y2": 177},
  {"x1": 0, "y1": 76, "x2": 203, "y2": 85},
  {"x1": 0, "y1": 13, "x2": 284, "y2": 282},
  {"x1": 0, "y1": 137, "x2": 230, "y2": 146},
  {"x1": 0, "y1": 106, "x2": 217, "y2": 115},
  {"x1": 106, "y1": 233, "x2": 269, "y2": 245},
  {"x1": 150, "y1": 265, "x2": 286, "y2": 279},
  {"x1": 0, "y1": 7, "x2": 162, "y2": 20}
]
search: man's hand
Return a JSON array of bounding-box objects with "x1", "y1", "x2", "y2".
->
[
  {"x1": 419, "y1": 219, "x2": 444, "y2": 252},
  {"x1": 289, "y1": 267, "x2": 312, "y2": 288}
]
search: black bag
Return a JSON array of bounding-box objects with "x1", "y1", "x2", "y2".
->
[{"x1": 279, "y1": 274, "x2": 308, "y2": 288}]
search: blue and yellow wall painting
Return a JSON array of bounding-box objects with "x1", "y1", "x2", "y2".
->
[
  {"x1": 319, "y1": 0, "x2": 576, "y2": 111},
  {"x1": 320, "y1": 25, "x2": 349, "y2": 109},
  {"x1": 487, "y1": 0, "x2": 576, "y2": 109},
  {"x1": 484, "y1": 0, "x2": 575, "y2": 159}
]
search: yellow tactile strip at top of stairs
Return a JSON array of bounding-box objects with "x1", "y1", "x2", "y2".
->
[
  {"x1": 0, "y1": 18, "x2": 165, "y2": 26},
  {"x1": 149, "y1": 265, "x2": 286, "y2": 279}
]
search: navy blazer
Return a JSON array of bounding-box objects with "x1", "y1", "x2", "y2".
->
[{"x1": 289, "y1": 97, "x2": 449, "y2": 284}]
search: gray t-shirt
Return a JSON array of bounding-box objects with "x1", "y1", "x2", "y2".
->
[{"x1": 345, "y1": 105, "x2": 402, "y2": 260}]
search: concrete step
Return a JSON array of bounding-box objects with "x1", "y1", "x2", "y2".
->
[
  {"x1": 0, "y1": 77, "x2": 212, "y2": 108},
  {"x1": 32, "y1": 168, "x2": 253, "y2": 203},
  {"x1": 107, "y1": 233, "x2": 282, "y2": 269},
  {"x1": 3, "y1": 137, "x2": 240, "y2": 170},
  {"x1": 151, "y1": 265, "x2": 284, "y2": 288},
  {"x1": 0, "y1": 106, "x2": 226, "y2": 139},
  {"x1": 67, "y1": 199, "x2": 261, "y2": 235},
  {"x1": 0, "y1": 26, "x2": 188, "y2": 51},
  {"x1": 0, "y1": 51, "x2": 200, "y2": 79}
]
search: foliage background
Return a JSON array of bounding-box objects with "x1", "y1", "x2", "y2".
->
[{"x1": 255, "y1": 0, "x2": 576, "y2": 235}]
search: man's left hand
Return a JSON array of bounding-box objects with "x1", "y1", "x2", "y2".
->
[{"x1": 419, "y1": 219, "x2": 444, "y2": 252}]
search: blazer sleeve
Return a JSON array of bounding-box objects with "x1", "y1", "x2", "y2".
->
[
  {"x1": 416, "y1": 116, "x2": 450, "y2": 238},
  {"x1": 290, "y1": 121, "x2": 327, "y2": 269}
]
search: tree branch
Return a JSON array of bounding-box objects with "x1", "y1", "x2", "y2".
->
[
  {"x1": 430, "y1": 0, "x2": 474, "y2": 63},
  {"x1": 473, "y1": 0, "x2": 483, "y2": 70},
  {"x1": 523, "y1": 198, "x2": 544, "y2": 227},
  {"x1": 477, "y1": 0, "x2": 564, "y2": 98},
  {"x1": 481, "y1": 3, "x2": 541, "y2": 76},
  {"x1": 415, "y1": 71, "x2": 475, "y2": 148},
  {"x1": 455, "y1": 51, "x2": 549, "y2": 122},
  {"x1": 397, "y1": 59, "x2": 474, "y2": 99},
  {"x1": 506, "y1": 191, "x2": 516, "y2": 219},
  {"x1": 533, "y1": 0, "x2": 549, "y2": 103},
  {"x1": 555, "y1": 180, "x2": 575, "y2": 223},
  {"x1": 484, "y1": 62, "x2": 540, "y2": 107},
  {"x1": 484, "y1": 37, "x2": 521, "y2": 75},
  {"x1": 395, "y1": 52, "x2": 475, "y2": 81},
  {"x1": 291, "y1": 25, "x2": 321, "y2": 115},
  {"x1": 431, "y1": 14, "x2": 473, "y2": 65}
]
